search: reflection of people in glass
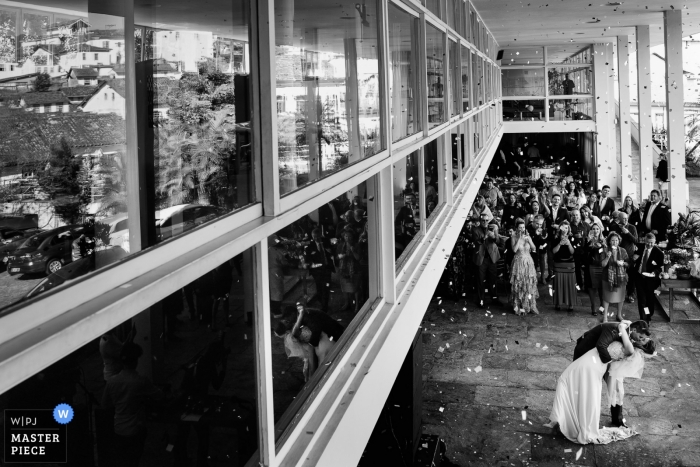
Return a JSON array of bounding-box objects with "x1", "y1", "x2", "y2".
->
[
  {"x1": 268, "y1": 235, "x2": 295, "y2": 318},
  {"x1": 101, "y1": 342, "x2": 164, "y2": 467},
  {"x1": 336, "y1": 229, "x2": 362, "y2": 312},
  {"x1": 72, "y1": 218, "x2": 96, "y2": 263},
  {"x1": 305, "y1": 228, "x2": 334, "y2": 313},
  {"x1": 395, "y1": 192, "x2": 418, "y2": 257},
  {"x1": 562, "y1": 73, "x2": 575, "y2": 95}
]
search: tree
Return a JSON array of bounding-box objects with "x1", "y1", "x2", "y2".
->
[
  {"x1": 36, "y1": 137, "x2": 89, "y2": 223},
  {"x1": 33, "y1": 72, "x2": 51, "y2": 92}
]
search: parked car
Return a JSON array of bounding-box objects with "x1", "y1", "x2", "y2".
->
[
  {"x1": 101, "y1": 213, "x2": 130, "y2": 253},
  {"x1": 0, "y1": 229, "x2": 43, "y2": 270},
  {"x1": 6, "y1": 225, "x2": 84, "y2": 276},
  {"x1": 24, "y1": 247, "x2": 128, "y2": 300},
  {"x1": 0, "y1": 214, "x2": 38, "y2": 231},
  {"x1": 155, "y1": 204, "x2": 225, "y2": 242}
]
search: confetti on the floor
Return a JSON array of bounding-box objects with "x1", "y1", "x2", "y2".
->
[
  {"x1": 521, "y1": 410, "x2": 527, "y2": 420},
  {"x1": 439, "y1": 407, "x2": 444, "y2": 412},
  {"x1": 536, "y1": 343, "x2": 541, "y2": 348},
  {"x1": 474, "y1": 366, "x2": 482, "y2": 373},
  {"x1": 564, "y1": 449, "x2": 572, "y2": 453},
  {"x1": 576, "y1": 448, "x2": 583, "y2": 460}
]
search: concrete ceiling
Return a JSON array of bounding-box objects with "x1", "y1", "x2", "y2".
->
[{"x1": 472, "y1": 0, "x2": 700, "y2": 49}]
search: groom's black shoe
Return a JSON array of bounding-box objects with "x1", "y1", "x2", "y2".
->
[{"x1": 611, "y1": 405, "x2": 628, "y2": 428}]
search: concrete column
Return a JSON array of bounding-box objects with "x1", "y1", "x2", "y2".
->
[
  {"x1": 636, "y1": 25, "x2": 654, "y2": 201},
  {"x1": 664, "y1": 10, "x2": 686, "y2": 221},
  {"x1": 593, "y1": 43, "x2": 617, "y2": 192},
  {"x1": 617, "y1": 35, "x2": 634, "y2": 200}
]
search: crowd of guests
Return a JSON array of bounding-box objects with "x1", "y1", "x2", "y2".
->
[{"x1": 458, "y1": 173, "x2": 671, "y2": 325}]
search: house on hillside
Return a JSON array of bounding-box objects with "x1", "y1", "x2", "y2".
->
[
  {"x1": 61, "y1": 85, "x2": 100, "y2": 105},
  {"x1": 67, "y1": 67, "x2": 99, "y2": 86},
  {"x1": 19, "y1": 92, "x2": 70, "y2": 113},
  {"x1": 80, "y1": 81, "x2": 125, "y2": 118},
  {"x1": 57, "y1": 45, "x2": 112, "y2": 70},
  {"x1": 87, "y1": 35, "x2": 125, "y2": 66}
]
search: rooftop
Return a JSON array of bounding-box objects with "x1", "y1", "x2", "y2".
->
[{"x1": 21, "y1": 92, "x2": 70, "y2": 106}]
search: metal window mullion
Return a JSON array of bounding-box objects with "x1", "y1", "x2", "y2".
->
[
  {"x1": 378, "y1": 166, "x2": 396, "y2": 303},
  {"x1": 379, "y1": 0, "x2": 391, "y2": 154},
  {"x1": 418, "y1": 147, "x2": 427, "y2": 236},
  {"x1": 258, "y1": 0, "x2": 280, "y2": 216},
  {"x1": 249, "y1": 0, "x2": 264, "y2": 209},
  {"x1": 253, "y1": 240, "x2": 276, "y2": 467},
  {"x1": 420, "y1": 13, "x2": 429, "y2": 137}
]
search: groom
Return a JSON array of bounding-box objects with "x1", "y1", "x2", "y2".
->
[{"x1": 573, "y1": 320, "x2": 650, "y2": 427}]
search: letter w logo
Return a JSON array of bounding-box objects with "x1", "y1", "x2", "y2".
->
[{"x1": 57, "y1": 410, "x2": 69, "y2": 419}]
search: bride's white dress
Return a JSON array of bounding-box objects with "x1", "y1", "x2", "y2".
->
[{"x1": 548, "y1": 341, "x2": 644, "y2": 444}]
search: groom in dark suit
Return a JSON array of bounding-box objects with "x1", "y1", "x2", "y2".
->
[
  {"x1": 573, "y1": 320, "x2": 650, "y2": 427},
  {"x1": 631, "y1": 233, "x2": 665, "y2": 325}
]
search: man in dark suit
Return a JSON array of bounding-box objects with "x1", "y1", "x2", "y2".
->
[
  {"x1": 598, "y1": 185, "x2": 617, "y2": 219},
  {"x1": 610, "y1": 211, "x2": 638, "y2": 302},
  {"x1": 305, "y1": 228, "x2": 335, "y2": 313},
  {"x1": 639, "y1": 189, "x2": 672, "y2": 242},
  {"x1": 546, "y1": 193, "x2": 570, "y2": 281},
  {"x1": 468, "y1": 213, "x2": 504, "y2": 308},
  {"x1": 631, "y1": 233, "x2": 665, "y2": 324},
  {"x1": 573, "y1": 320, "x2": 650, "y2": 427}
]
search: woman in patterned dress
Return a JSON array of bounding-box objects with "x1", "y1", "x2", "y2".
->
[{"x1": 509, "y1": 218, "x2": 539, "y2": 315}]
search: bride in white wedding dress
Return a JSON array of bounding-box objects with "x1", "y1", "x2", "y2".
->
[{"x1": 546, "y1": 322, "x2": 656, "y2": 445}]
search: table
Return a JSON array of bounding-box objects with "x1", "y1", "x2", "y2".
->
[
  {"x1": 658, "y1": 278, "x2": 700, "y2": 323},
  {"x1": 531, "y1": 167, "x2": 555, "y2": 180}
]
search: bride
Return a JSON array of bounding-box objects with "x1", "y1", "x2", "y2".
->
[{"x1": 546, "y1": 321, "x2": 656, "y2": 444}]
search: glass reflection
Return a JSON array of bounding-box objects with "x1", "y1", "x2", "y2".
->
[
  {"x1": 548, "y1": 66, "x2": 592, "y2": 95},
  {"x1": 549, "y1": 98, "x2": 594, "y2": 121},
  {"x1": 424, "y1": 139, "x2": 440, "y2": 221},
  {"x1": 426, "y1": 23, "x2": 445, "y2": 128},
  {"x1": 461, "y1": 45, "x2": 470, "y2": 112},
  {"x1": 502, "y1": 99, "x2": 545, "y2": 121},
  {"x1": 547, "y1": 45, "x2": 592, "y2": 65},
  {"x1": 388, "y1": 4, "x2": 420, "y2": 142},
  {"x1": 452, "y1": 125, "x2": 461, "y2": 189},
  {"x1": 449, "y1": 39, "x2": 459, "y2": 117},
  {"x1": 274, "y1": 0, "x2": 382, "y2": 195},
  {"x1": 1, "y1": 246, "x2": 259, "y2": 466},
  {"x1": 501, "y1": 68, "x2": 545, "y2": 97},
  {"x1": 267, "y1": 181, "x2": 370, "y2": 437},
  {"x1": 501, "y1": 47, "x2": 544, "y2": 66},
  {"x1": 394, "y1": 152, "x2": 420, "y2": 264},
  {"x1": 0, "y1": 6, "x2": 129, "y2": 312}
]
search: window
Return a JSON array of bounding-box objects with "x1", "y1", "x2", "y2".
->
[
  {"x1": 388, "y1": 3, "x2": 420, "y2": 143},
  {"x1": 104, "y1": 92, "x2": 108, "y2": 100},
  {"x1": 82, "y1": 53, "x2": 86, "y2": 60},
  {"x1": 424, "y1": 139, "x2": 441, "y2": 223},
  {"x1": 461, "y1": 45, "x2": 470, "y2": 112},
  {"x1": 274, "y1": 0, "x2": 383, "y2": 196},
  {"x1": 103, "y1": 41, "x2": 108, "y2": 48},
  {"x1": 501, "y1": 68, "x2": 545, "y2": 97},
  {"x1": 449, "y1": 39, "x2": 459, "y2": 118},
  {"x1": 426, "y1": 23, "x2": 445, "y2": 128},
  {"x1": 276, "y1": 95, "x2": 285, "y2": 113},
  {"x1": 112, "y1": 92, "x2": 115, "y2": 101},
  {"x1": 94, "y1": 53, "x2": 99, "y2": 60},
  {"x1": 393, "y1": 151, "x2": 422, "y2": 271}
]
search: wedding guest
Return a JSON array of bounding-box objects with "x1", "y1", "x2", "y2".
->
[
  {"x1": 587, "y1": 192, "x2": 602, "y2": 218},
  {"x1": 268, "y1": 235, "x2": 295, "y2": 318},
  {"x1": 305, "y1": 228, "x2": 335, "y2": 313},
  {"x1": 574, "y1": 186, "x2": 588, "y2": 209},
  {"x1": 610, "y1": 212, "x2": 639, "y2": 303},
  {"x1": 639, "y1": 190, "x2": 672, "y2": 242},
  {"x1": 524, "y1": 199, "x2": 548, "y2": 228},
  {"x1": 470, "y1": 194, "x2": 493, "y2": 221},
  {"x1": 510, "y1": 219, "x2": 539, "y2": 315},
  {"x1": 552, "y1": 221, "x2": 577, "y2": 311},
  {"x1": 569, "y1": 208, "x2": 589, "y2": 288},
  {"x1": 620, "y1": 195, "x2": 641, "y2": 231},
  {"x1": 584, "y1": 224, "x2": 607, "y2": 317},
  {"x1": 580, "y1": 204, "x2": 604, "y2": 232},
  {"x1": 528, "y1": 215, "x2": 549, "y2": 284},
  {"x1": 481, "y1": 178, "x2": 505, "y2": 209},
  {"x1": 547, "y1": 193, "x2": 570, "y2": 281},
  {"x1": 598, "y1": 185, "x2": 616, "y2": 218},
  {"x1": 468, "y1": 213, "x2": 504, "y2": 308},
  {"x1": 503, "y1": 193, "x2": 525, "y2": 230},
  {"x1": 601, "y1": 232, "x2": 629, "y2": 322},
  {"x1": 632, "y1": 233, "x2": 664, "y2": 325}
]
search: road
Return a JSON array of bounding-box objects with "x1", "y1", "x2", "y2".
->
[{"x1": 0, "y1": 270, "x2": 44, "y2": 310}]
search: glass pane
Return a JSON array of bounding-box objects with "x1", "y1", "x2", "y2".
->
[
  {"x1": 549, "y1": 98, "x2": 594, "y2": 121},
  {"x1": 449, "y1": 40, "x2": 459, "y2": 117},
  {"x1": 0, "y1": 8, "x2": 17, "y2": 64},
  {"x1": 446, "y1": 0, "x2": 457, "y2": 31},
  {"x1": 275, "y1": 0, "x2": 383, "y2": 196},
  {"x1": 394, "y1": 152, "x2": 420, "y2": 266},
  {"x1": 547, "y1": 45, "x2": 592, "y2": 65},
  {"x1": 1, "y1": 244, "x2": 258, "y2": 466},
  {"x1": 461, "y1": 45, "x2": 470, "y2": 112},
  {"x1": 138, "y1": 0, "x2": 258, "y2": 246},
  {"x1": 502, "y1": 99, "x2": 545, "y2": 121},
  {"x1": 460, "y1": 120, "x2": 469, "y2": 174},
  {"x1": 548, "y1": 66, "x2": 592, "y2": 95},
  {"x1": 452, "y1": 125, "x2": 461, "y2": 189},
  {"x1": 426, "y1": 23, "x2": 445, "y2": 128},
  {"x1": 424, "y1": 140, "x2": 440, "y2": 221},
  {"x1": 476, "y1": 56, "x2": 484, "y2": 105},
  {"x1": 388, "y1": 4, "x2": 420, "y2": 143},
  {"x1": 426, "y1": 0, "x2": 441, "y2": 19},
  {"x1": 501, "y1": 47, "x2": 544, "y2": 66},
  {"x1": 0, "y1": 7, "x2": 131, "y2": 313},
  {"x1": 469, "y1": 9, "x2": 477, "y2": 45},
  {"x1": 268, "y1": 180, "x2": 371, "y2": 437},
  {"x1": 473, "y1": 114, "x2": 481, "y2": 152},
  {"x1": 501, "y1": 68, "x2": 545, "y2": 97},
  {"x1": 461, "y1": 1, "x2": 468, "y2": 39}
]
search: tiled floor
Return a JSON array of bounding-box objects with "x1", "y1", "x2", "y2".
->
[{"x1": 421, "y1": 282, "x2": 700, "y2": 467}]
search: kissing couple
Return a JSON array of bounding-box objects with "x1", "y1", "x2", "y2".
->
[{"x1": 545, "y1": 320, "x2": 656, "y2": 444}]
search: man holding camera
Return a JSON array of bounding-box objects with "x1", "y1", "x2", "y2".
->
[{"x1": 468, "y1": 213, "x2": 504, "y2": 308}]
